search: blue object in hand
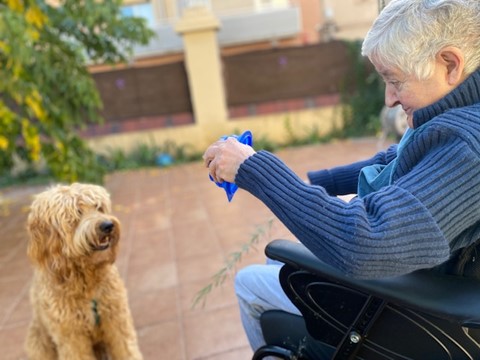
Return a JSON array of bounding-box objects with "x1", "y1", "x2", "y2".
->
[{"x1": 209, "y1": 130, "x2": 253, "y2": 202}]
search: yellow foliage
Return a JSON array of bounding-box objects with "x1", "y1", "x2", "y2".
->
[
  {"x1": 25, "y1": 5, "x2": 48, "y2": 28},
  {"x1": 0, "y1": 41, "x2": 10, "y2": 54},
  {"x1": 7, "y1": 0, "x2": 24, "y2": 12},
  {"x1": 55, "y1": 140, "x2": 64, "y2": 152},
  {"x1": 5, "y1": 2, "x2": 47, "y2": 41},
  {"x1": 25, "y1": 90, "x2": 47, "y2": 121},
  {"x1": 26, "y1": 28, "x2": 40, "y2": 41},
  {"x1": 0, "y1": 101, "x2": 15, "y2": 124},
  {"x1": 0, "y1": 136, "x2": 8, "y2": 150},
  {"x1": 6, "y1": 58, "x2": 23, "y2": 80},
  {"x1": 31, "y1": 136, "x2": 41, "y2": 162},
  {"x1": 21, "y1": 119, "x2": 42, "y2": 162}
]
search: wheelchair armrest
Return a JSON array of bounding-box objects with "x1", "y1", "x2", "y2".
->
[{"x1": 266, "y1": 239, "x2": 480, "y2": 328}]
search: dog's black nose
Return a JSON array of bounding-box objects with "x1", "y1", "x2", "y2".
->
[{"x1": 99, "y1": 221, "x2": 114, "y2": 233}]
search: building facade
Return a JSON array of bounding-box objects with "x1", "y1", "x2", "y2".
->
[{"x1": 86, "y1": 0, "x2": 380, "y2": 154}]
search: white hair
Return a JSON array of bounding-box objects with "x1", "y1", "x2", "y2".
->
[{"x1": 362, "y1": 0, "x2": 480, "y2": 79}]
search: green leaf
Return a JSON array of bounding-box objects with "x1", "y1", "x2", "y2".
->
[{"x1": 0, "y1": 0, "x2": 155, "y2": 182}]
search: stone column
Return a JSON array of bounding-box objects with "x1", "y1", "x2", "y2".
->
[{"x1": 175, "y1": 6, "x2": 229, "y2": 145}]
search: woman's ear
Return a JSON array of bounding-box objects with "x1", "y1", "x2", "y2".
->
[{"x1": 437, "y1": 46, "x2": 465, "y2": 86}]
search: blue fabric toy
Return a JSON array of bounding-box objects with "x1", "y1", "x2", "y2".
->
[{"x1": 209, "y1": 130, "x2": 253, "y2": 202}]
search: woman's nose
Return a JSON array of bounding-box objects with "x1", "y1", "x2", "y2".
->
[{"x1": 384, "y1": 85, "x2": 399, "y2": 108}]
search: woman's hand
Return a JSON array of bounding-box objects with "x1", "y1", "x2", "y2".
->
[{"x1": 203, "y1": 137, "x2": 256, "y2": 183}]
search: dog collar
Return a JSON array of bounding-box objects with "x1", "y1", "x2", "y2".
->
[{"x1": 91, "y1": 299, "x2": 101, "y2": 326}]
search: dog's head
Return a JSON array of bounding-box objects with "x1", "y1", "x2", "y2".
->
[{"x1": 27, "y1": 183, "x2": 121, "y2": 278}]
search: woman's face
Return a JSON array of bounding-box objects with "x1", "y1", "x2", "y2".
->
[{"x1": 372, "y1": 58, "x2": 456, "y2": 128}]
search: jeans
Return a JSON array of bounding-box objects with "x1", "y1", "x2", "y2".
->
[
  {"x1": 234, "y1": 259, "x2": 301, "y2": 351},
  {"x1": 235, "y1": 258, "x2": 335, "y2": 359}
]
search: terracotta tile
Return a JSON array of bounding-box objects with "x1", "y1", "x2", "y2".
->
[
  {"x1": 0, "y1": 246, "x2": 33, "y2": 282},
  {"x1": 126, "y1": 233, "x2": 178, "y2": 291},
  {"x1": 181, "y1": 276, "x2": 238, "y2": 314},
  {"x1": 127, "y1": 261, "x2": 177, "y2": 293},
  {"x1": 0, "y1": 279, "x2": 30, "y2": 327},
  {"x1": 128, "y1": 228, "x2": 172, "y2": 255},
  {"x1": 135, "y1": 192, "x2": 169, "y2": 209},
  {"x1": 0, "y1": 322, "x2": 29, "y2": 360},
  {"x1": 129, "y1": 287, "x2": 179, "y2": 328},
  {"x1": 129, "y1": 210, "x2": 172, "y2": 232},
  {"x1": 171, "y1": 221, "x2": 220, "y2": 260},
  {"x1": 203, "y1": 345, "x2": 253, "y2": 360},
  {"x1": 176, "y1": 252, "x2": 225, "y2": 285},
  {"x1": 183, "y1": 305, "x2": 249, "y2": 359},
  {"x1": 171, "y1": 206, "x2": 209, "y2": 225},
  {"x1": 1, "y1": 286, "x2": 31, "y2": 328},
  {"x1": 214, "y1": 220, "x2": 276, "y2": 249},
  {"x1": 172, "y1": 204, "x2": 208, "y2": 226},
  {"x1": 0, "y1": 228, "x2": 29, "y2": 265},
  {"x1": 137, "y1": 321, "x2": 185, "y2": 360}
]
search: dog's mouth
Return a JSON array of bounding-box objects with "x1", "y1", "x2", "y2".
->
[
  {"x1": 92, "y1": 235, "x2": 112, "y2": 251},
  {"x1": 85, "y1": 220, "x2": 119, "y2": 252}
]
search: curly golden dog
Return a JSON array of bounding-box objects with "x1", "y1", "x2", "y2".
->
[{"x1": 25, "y1": 183, "x2": 142, "y2": 360}]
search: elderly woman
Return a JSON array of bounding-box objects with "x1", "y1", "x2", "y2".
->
[{"x1": 203, "y1": 0, "x2": 480, "y2": 357}]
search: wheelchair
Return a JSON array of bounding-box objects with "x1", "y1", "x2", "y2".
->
[{"x1": 252, "y1": 239, "x2": 480, "y2": 360}]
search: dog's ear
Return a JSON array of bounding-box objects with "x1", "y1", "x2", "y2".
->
[{"x1": 27, "y1": 207, "x2": 73, "y2": 281}]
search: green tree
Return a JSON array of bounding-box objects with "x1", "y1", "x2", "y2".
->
[
  {"x1": 340, "y1": 40, "x2": 385, "y2": 137},
  {"x1": 0, "y1": 0, "x2": 154, "y2": 183}
]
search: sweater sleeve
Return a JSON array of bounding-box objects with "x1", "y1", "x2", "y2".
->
[
  {"x1": 307, "y1": 144, "x2": 398, "y2": 195},
  {"x1": 235, "y1": 149, "x2": 452, "y2": 279},
  {"x1": 394, "y1": 111, "x2": 480, "y2": 252}
]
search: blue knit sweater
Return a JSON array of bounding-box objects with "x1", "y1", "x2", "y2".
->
[{"x1": 236, "y1": 68, "x2": 480, "y2": 279}]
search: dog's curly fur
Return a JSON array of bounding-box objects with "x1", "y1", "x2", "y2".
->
[{"x1": 25, "y1": 183, "x2": 142, "y2": 360}]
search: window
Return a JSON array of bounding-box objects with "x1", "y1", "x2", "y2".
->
[{"x1": 121, "y1": 2, "x2": 155, "y2": 27}]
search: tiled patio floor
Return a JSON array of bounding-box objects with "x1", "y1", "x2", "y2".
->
[{"x1": 0, "y1": 137, "x2": 387, "y2": 359}]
